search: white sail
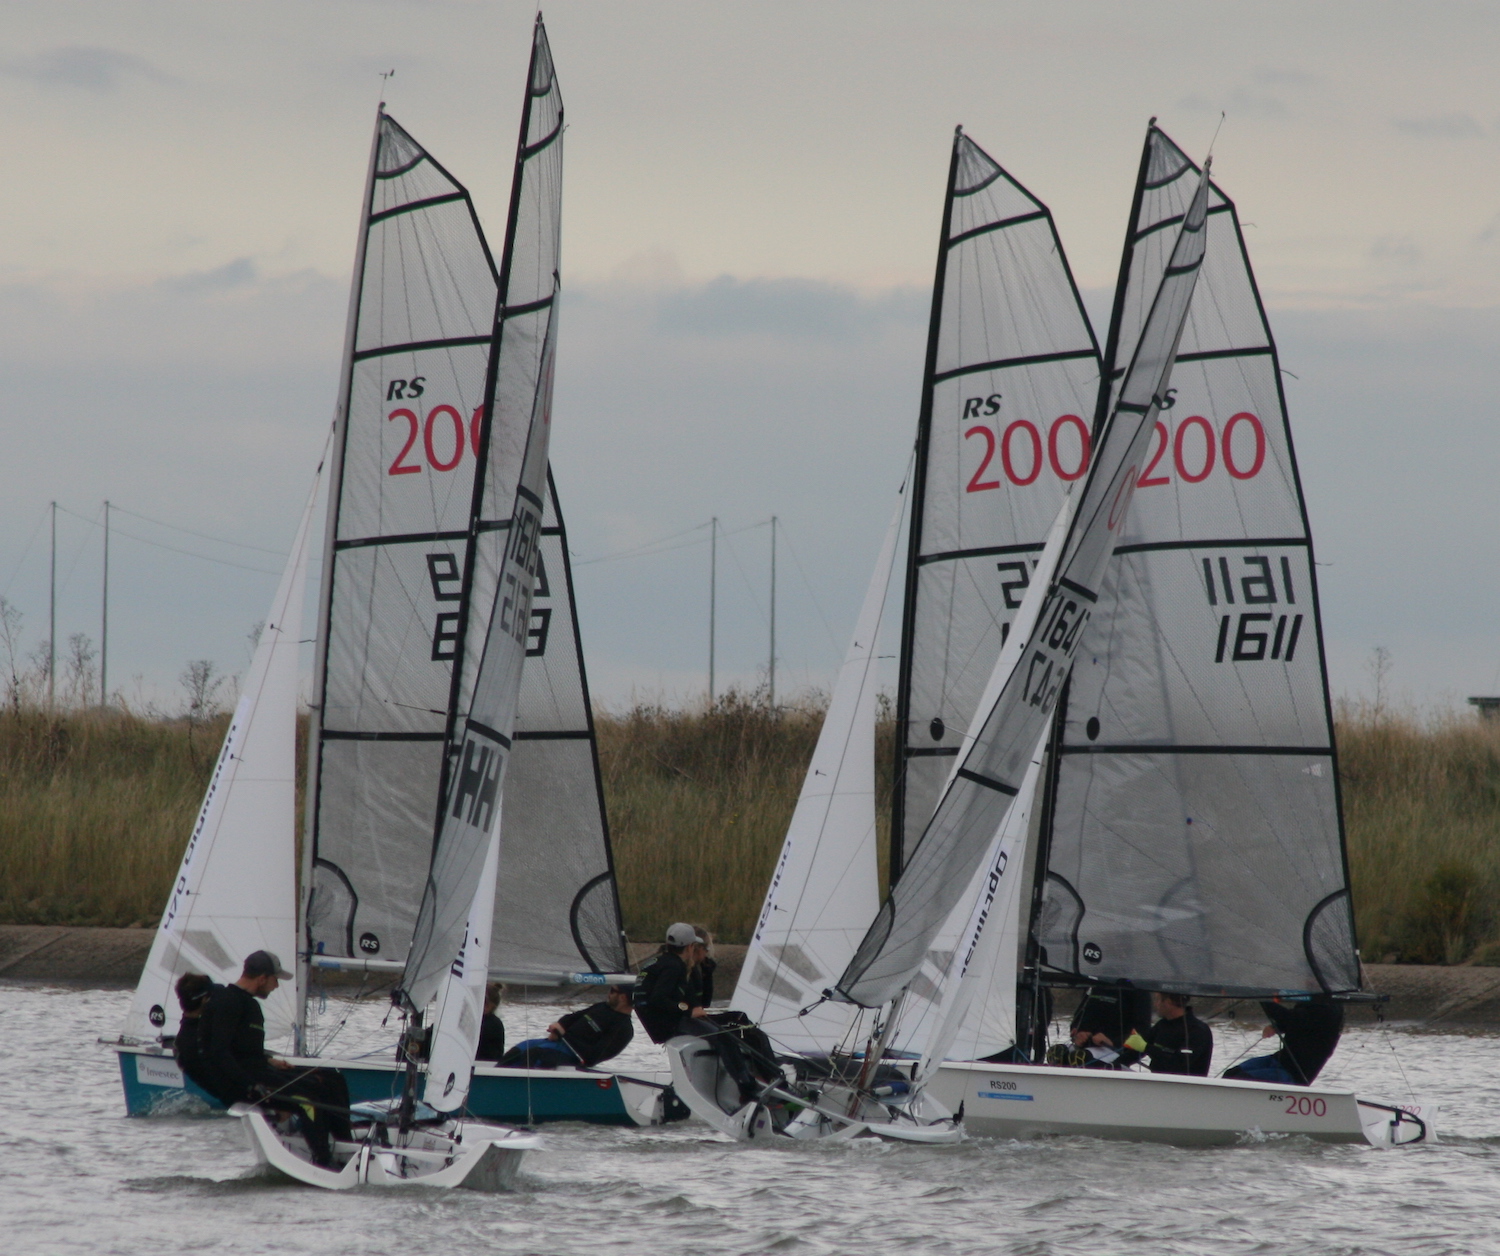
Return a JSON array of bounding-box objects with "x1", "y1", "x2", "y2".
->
[
  {"x1": 1038, "y1": 126, "x2": 1360, "y2": 996},
  {"x1": 837, "y1": 164, "x2": 1213, "y2": 1012},
  {"x1": 123, "y1": 461, "x2": 322, "y2": 1046},
  {"x1": 892, "y1": 130, "x2": 1099, "y2": 874},
  {"x1": 730, "y1": 488, "x2": 904, "y2": 1055},
  {"x1": 424, "y1": 821, "x2": 502, "y2": 1112}
]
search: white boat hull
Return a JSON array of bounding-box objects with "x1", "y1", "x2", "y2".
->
[
  {"x1": 666, "y1": 1036, "x2": 962, "y2": 1144},
  {"x1": 927, "y1": 1061, "x2": 1434, "y2": 1147},
  {"x1": 230, "y1": 1103, "x2": 540, "y2": 1190}
]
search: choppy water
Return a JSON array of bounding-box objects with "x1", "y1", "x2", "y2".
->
[{"x1": 7, "y1": 984, "x2": 1500, "y2": 1256}]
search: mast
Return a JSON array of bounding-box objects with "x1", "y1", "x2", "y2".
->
[
  {"x1": 100, "y1": 501, "x2": 109, "y2": 706},
  {"x1": 297, "y1": 107, "x2": 383, "y2": 1049},
  {"x1": 890, "y1": 128, "x2": 962, "y2": 883}
]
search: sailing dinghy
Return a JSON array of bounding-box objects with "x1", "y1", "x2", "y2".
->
[
  {"x1": 114, "y1": 16, "x2": 663, "y2": 1134},
  {"x1": 670, "y1": 128, "x2": 1211, "y2": 1142}
]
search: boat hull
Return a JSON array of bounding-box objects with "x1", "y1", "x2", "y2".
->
[
  {"x1": 113, "y1": 1045, "x2": 666, "y2": 1126},
  {"x1": 927, "y1": 1061, "x2": 1434, "y2": 1146},
  {"x1": 666, "y1": 1036, "x2": 962, "y2": 1144},
  {"x1": 230, "y1": 1104, "x2": 539, "y2": 1190}
]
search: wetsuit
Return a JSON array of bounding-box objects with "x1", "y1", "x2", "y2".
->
[
  {"x1": 475, "y1": 1011, "x2": 506, "y2": 1063},
  {"x1": 634, "y1": 950, "x2": 695, "y2": 1044},
  {"x1": 1071, "y1": 985, "x2": 1153, "y2": 1048},
  {"x1": 500, "y1": 1001, "x2": 634, "y2": 1069},
  {"x1": 198, "y1": 984, "x2": 351, "y2": 1164},
  {"x1": 1224, "y1": 1000, "x2": 1344, "y2": 1085},
  {"x1": 1118, "y1": 1010, "x2": 1213, "y2": 1076},
  {"x1": 173, "y1": 1012, "x2": 210, "y2": 1091}
]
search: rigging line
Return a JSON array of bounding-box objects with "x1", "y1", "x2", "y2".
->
[
  {"x1": 104, "y1": 525, "x2": 282, "y2": 576},
  {"x1": 53, "y1": 503, "x2": 102, "y2": 602},
  {"x1": 573, "y1": 520, "x2": 711, "y2": 567},
  {"x1": 779, "y1": 526, "x2": 842, "y2": 655},
  {"x1": 573, "y1": 533, "x2": 710, "y2": 568},
  {"x1": 1, "y1": 503, "x2": 50, "y2": 597},
  {"x1": 108, "y1": 504, "x2": 286, "y2": 554}
]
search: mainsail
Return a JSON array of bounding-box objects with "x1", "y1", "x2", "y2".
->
[
  {"x1": 838, "y1": 164, "x2": 1213, "y2": 1011},
  {"x1": 892, "y1": 130, "x2": 1101, "y2": 877},
  {"x1": 1036, "y1": 126, "x2": 1360, "y2": 997},
  {"x1": 124, "y1": 460, "x2": 322, "y2": 1046},
  {"x1": 304, "y1": 20, "x2": 624, "y2": 992}
]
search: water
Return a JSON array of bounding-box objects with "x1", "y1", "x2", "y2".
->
[{"x1": 7, "y1": 984, "x2": 1500, "y2": 1256}]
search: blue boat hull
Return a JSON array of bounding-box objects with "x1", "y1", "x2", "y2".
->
[{"x1": 113, "y1": 1047, "x2": 661, "y2": 1126}]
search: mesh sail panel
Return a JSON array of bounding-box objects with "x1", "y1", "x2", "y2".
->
[
  {"x1": 307, "y1": 113, "x2": 501, "y2": 963},
  {"x1": 839, "y1": 168, "x2": 1212, "y2": 1010},
  {"x1": 491, "y1": 471, "x2": 628, "y2": 978},
  {"x1": 1039, "y1": 126, "x2": 1359, "y2": 996},
  {"x1": 895, "y1": 133, "x2": 1099, "y2": 870}
]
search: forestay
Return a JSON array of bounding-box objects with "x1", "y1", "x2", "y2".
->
[
  {"x1": 730, "y1": 489, "x2": 904, "y2": 1055},
  {"x1": 838, "y1": 164, "x2": 1213, "y2": 1011},
  {"x1": 124, "y1": 463, "x2": 322, "y2": 1046},
  {"x1": 893, "y1": 130, "x2": 1100, "y2": 876},
  {"x1": 1037, "y1": 126, "x2": 1360, "y2": 997}
]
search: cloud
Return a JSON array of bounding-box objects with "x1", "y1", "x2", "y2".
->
[
  {"x1": 0, "y1": 45, "x2": 173, "y2": 93},
  {"x1": 1368, "y1": 235, "x2": 1421, "y2": 265},
  {"x1": 155, "y1": 257, "x2": 259, "y2": 295},
  {"x1": 1390, "y1": 113, "x2": 1486, "y2": 140},
  {"x1": 653, "y1": 275, "x2": 925, "y2": 343}
]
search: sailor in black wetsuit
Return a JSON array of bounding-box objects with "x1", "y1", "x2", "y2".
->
[
  {"x1": 475, "y1": 982, "x2": 507, "y2": 1062},
  {"x1": 1116, "y1": 991, "x2": 1213, "y2": 1076},
  {"x1": 1223, "y1": 997, "x2": 1344, "y2": 1085},
  {"x1": 198, "y1": 950, "x2": 352, "y2": 1166},
  {"x1": 1071, "y1": 984, "x2": 1153, "y2": 1054},
  {"x1": 171, "y1": 972, "x2": 217, "y2": 1092},
  {"x1": 501, "y1": 986, "x2": 636, "y2": 1068}
]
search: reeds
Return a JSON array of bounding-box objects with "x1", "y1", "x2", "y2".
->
[{"x1": 4, "y1": 696, "x2": 1499, "y2": 961}]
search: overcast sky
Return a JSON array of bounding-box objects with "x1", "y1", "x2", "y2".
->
[{"x1": 3, "y1": 1, "x2": 1499, "y2": 714}]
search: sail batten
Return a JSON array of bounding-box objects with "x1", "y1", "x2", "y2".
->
[{"x1": 1037, "y1": 125, "x2": 1359, "y2": 998}]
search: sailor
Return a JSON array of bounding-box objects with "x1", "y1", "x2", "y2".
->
[
  {"x1": 198, "y1": 950, "x2": 352, "y2": 1166},
  {"x1": 475, "y1": 982, "x2": 506, "y2": 1063},
  {"x1": 633, "y1": 922, "x2": 708, "y2": 1044},
  {"x1": 1115, "y1": 991, "x2": 1214, "y2": 1076},
  {"x1": 171, "y1": 971, "x2": 217, "y2": 1091},
  {"x1": 1069, "y1": 982, "x2": 1153, "y2": 1056},
  {"x1": 1222, "y1": 997, "x2": 1344, "y2": 1085},
  {"x1": 499, "y1": 985, "x2": 635, "y2": 1069}
]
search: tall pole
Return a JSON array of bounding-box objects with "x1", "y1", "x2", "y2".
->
[
  {"x1": 101, "y1": 501, "x2": 109, "y2": 707},
  {"x1": 708, "y1": 517, "x2": 717, "y2": 707},
  {"x1": 48, "y1": 501, "x2": 56, "y2": 709},
  {"x1": 769, "y1": 515, "x2": 777, "y2": 708}
]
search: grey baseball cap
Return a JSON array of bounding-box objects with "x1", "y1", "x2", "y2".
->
[
  {"x1": 243, "y1": 950, "x2": 292, "y2": 979},
  {"x1": 665, "y1": 922, "x2": 703, "y2": 947}
]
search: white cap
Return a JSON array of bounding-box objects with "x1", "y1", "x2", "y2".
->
[{"x1": 665, "y1": 922, "x2": 702, "y2": 947}]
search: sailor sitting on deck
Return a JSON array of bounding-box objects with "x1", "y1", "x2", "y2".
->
[
  {"x1": 170, "y1": 971, "x2": 217, "y2": 1090},
  {"x1": 197, "y1": 950, "x2": 353, "y2": 1166},
  {"x1": 1069, "y1": 982, "x2": 1155, "y2": 1067},
  {"x1": 475, "y1": 982, "x2": 507, "y2": 1062},
  {"x1": 1221, "y1": 997, "x2": 1344, "y2": 1086},
  {"x1": 499, "y1": 985, "x2": 635, "y2": 1069},
  {"x1": 1113, "y1": 991, "x2": 1214, "y2": 1076}
]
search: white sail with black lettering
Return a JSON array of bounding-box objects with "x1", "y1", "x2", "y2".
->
[
  {"x1": 837, "y1": 165, "x2": 1212, "y2": 1011},
  {"x1": 1037, "y1": 126, "x2": 1359, "y2": 997},
  {"x1": 892, "y1": 130, "x2": 1100, "y2": 878},
  {"x1": 124, "y1": 460, "x2": 322, "y2": 1046}
]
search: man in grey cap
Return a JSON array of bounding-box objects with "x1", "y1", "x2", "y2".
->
[{"x1": 198, "y1": 951, "x2": 350, "y2": 1166}]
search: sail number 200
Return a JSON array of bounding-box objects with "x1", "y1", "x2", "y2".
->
[{"x1": 388, "y1": 405, "x2": 485, "y2": 476}]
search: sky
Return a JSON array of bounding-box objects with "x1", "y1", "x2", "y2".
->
[{"x1": 2, "y1": 1, "x2": 1499, "y2": 715}]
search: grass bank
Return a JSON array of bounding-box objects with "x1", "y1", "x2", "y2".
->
[{"x1": 3, "y1": 699, "x2": 1499, "y2": 958}]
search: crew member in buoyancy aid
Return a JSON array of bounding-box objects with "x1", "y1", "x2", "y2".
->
[
  {"x1": 198, "y1": 950, "x2": 353, "y2": 1166},
  {"x1": 1114, "y1": 991, "x2": 1214, "y2": 1076},
  {"x1": 635, "y1": 923, "x2": 778, "y2": 1104},
  {"x1": 171, "y1": 971, "x2": 217, "y2": 1092},
  {"x1": 501, "y1": 985, "x2": 635, "y2": 1069},
  {"x1": 1045, "y1": 982, "x2": 1153, "y2": 1068},
  {"x1": 1222, "y1": 997, "x2": 1344, "y2": 1085}
]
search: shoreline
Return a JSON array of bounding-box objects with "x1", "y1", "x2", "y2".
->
[{"x1": 6, "y1": 925, "x2": 1499, "y2": 1029}]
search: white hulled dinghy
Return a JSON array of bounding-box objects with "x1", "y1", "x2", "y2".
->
[
  {"x1": 670, "y1": 129, "x2": 1212, "y2": 1143},
  {"x1": 925, "y1": 123, "x2": 1435, "y2": 1146}
]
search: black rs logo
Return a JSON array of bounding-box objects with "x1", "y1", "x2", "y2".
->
[
  {"x1": 1082, "y1": 942, "x2": 1103, "y2": 965},
  {"x1": 148, "y1": 1004, "x2": 166, "y2": 1027},
  {"x1": 359, "y1": 932, "x2": 381, "y2": 954}
]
